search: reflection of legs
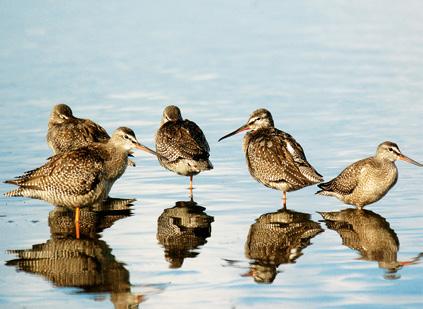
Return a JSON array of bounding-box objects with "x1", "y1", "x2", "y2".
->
[
  {"x1": 189, "y1": 175, "x2": 193, "y2": 199},
  {"x1": 75, "y1": 207, "x2": 80, "y2": 239},
  {"x1": 282, "y1": 192, "x2": 287, "y2": 209}
]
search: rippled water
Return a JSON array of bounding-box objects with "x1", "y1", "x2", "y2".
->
[{"x1": 1, "y1": 1, "x2": 423, "y2": 308}]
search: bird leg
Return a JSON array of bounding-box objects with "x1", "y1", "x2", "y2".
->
[
  {"x1": 75, "y1": 207, "x2": 80, "y2": 239},
  {"x1": 189, "y1": 175, "x2": 193, "y2": 191},
  {"x1": 282, "y1": 192, "x2": 287, "y2": 209},
  {"x1": 189, "y1": 175, "x2": 194, "y2": 199}
]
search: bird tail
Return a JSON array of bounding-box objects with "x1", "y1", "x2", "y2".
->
[
  {"x1": 195, "y1": 159, "x2": 213, "y2": 171},
  {"x1": 4, "y1": 188, "x2": 24, "y2": 197},
  {"x1": 317, "y1": 211, "x2": 338, "y2": 221},
  {"x1": 206, "y1": 160, "x2": 213, "y2": 170},
  {"x1": 4, "y1": 185, "x2": 40, "y2": 198},
  {"x1": 315, "y1": 189, "x2": 333, "y2": 196},
  {"x1": 4, "y1": 179, "x2": 20, "y2": 186},
  {"x1": 315, "y1": 181, "x2": 333, "y2": 195}
]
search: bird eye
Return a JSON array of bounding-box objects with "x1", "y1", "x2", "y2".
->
[
  {"x1": 388, "y1": 147, "x2": 393, "y2": 151},
  {"x1": 124, "y1": 134, "x2": 129, "y2": 139},
  {"x1": 249, "y1": 117, "x2": 260, "y2": 124}
]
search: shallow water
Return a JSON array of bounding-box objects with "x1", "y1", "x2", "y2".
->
[{"x1": 1, "y1": 1, "x2": 423, "y2": 308}]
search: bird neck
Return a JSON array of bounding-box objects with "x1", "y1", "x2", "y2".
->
[{"x1": 106, "y1": 145, "x2": 129, "y2": 179}]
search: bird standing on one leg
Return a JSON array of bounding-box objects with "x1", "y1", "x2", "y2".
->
[
  {"x1": 5, "y1": 127, "x2": 156, "y2": 238},
  {"x1": 316, "y1": 141, "x2": 422, "y2": 208},
  {"x1": 219, "y1": 108, "x2": 323, "y2": 208},
  {"x1": 155, "y1": 105, "x2": 213, "y2": 195}
]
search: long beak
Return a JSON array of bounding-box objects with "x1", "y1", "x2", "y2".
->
[
  {"x1": 218, "y1": 124, "x2": 250, "y2": 142},
  {"x1": 135, "y1": 143, "x2": 157, "y2": 156},
  {"x1": 399, "y1": 154, "x2": 423, "y2": 167}
]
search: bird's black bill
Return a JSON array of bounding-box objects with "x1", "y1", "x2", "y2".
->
[
  {"x1": 218, "y1": 124, "x2": 250, "y2": 142},
  {"x1": 399, "y1": 154, "x2": 423, "y2": 167}
]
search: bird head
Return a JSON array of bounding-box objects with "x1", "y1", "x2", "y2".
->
[
  {"x1": 218, "y1": 108, "x2": 274, "y2": 141},
  {"x1": 111, "y1": 127, "x2": 156, "y2": 155},
  {"x1": 376, "y1": 141, "x2": 423, "y2": 166},
  {"x1": 49, "y1": 104, "x2": 74, "y2": 125},
  {"x1": 161, "y1": 105, "x2": 183, "y2": 126}
]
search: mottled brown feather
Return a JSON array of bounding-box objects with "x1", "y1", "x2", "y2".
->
[
  {"x1": 318, "y1": 158, "x2": 372, "y2": 195},
  {"x1": 245, "y1": 128, "x2": 322, "y2": 190},
  {"x1": 6, "y1": 146, "x2": 107, "y2": 196},
  {"x1": 47, "y1": 115, "x2": 110, "y2": 154},
  {"x1": 156, "y1": 119, "x2": 210, "y2": 163}
]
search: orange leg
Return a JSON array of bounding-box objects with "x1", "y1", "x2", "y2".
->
[
  {"x1": 282, "y1": 192, "x2": 287, "y2": 209},
  {"x1": 75, "y1": 207, "x2": 80, "y2": 239}
]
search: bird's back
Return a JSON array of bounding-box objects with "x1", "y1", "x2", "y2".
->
[
  {"x1": 47, "y1": 117, "x2": 110, "y2": 154},
  {"x1": 244, "y1": 128, "x2": 323, "y2": 191},
  {"x1": 5, "y1": 145, "x2": 109, "y2": 207},
  {"x1": 156, "y1": 119, "x2": 212, "y2": 175},
  {"x1": 317, "y1": 157, "x2": 398, "y2": 207}
]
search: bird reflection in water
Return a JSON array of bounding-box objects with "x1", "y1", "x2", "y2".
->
[
  {"x1": 157, "y1": 197, "x2": 214, "y2": 268},
  {"x1": 244, "y1": 209, "x2": 323, "y2": 283},
  {"x1": 319, "y1": 208, "x2": 423, "y2": 279},
  {"x1": 6, "y1": 198, "x2": 144, "y2": 308}
]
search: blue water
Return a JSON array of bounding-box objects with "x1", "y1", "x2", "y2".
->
[{"x1": 1, "y1": 1, "x2": 423, "y2": 308}]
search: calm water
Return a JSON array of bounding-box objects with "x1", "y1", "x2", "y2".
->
[{"x1": 1, "y1": 1, "x2": 423, "y2": 308}]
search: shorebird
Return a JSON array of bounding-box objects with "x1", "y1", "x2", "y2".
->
[
  {"x1": 155, "y1": 105, "x2": 213, "y2": 193},
  {"x1": 319, "y1": 208, "x2": 422, "y2": 278},
  {"x1": 47, "y1": 104, "x2": 136, "y2": 166},
  {"x1": 47, "y1": 103, "x2": 110, "y2": 154},
  {"x1": 7, "y1": 207, "x2": 144, "y2": 307},
  {"x1": 157, "y1": 198, "x2": 214, "y2": 268},
  {"x1": 5, "y1": 127, "x2": 156, "y2": 238},
  {"x1": 316, "y1": 141, "x2": 423, "y2": 208},
  {"x1": 219, "y1": 108, "x2": 323, "y2": 208},
  {"x1": 244, "y1": 209, "x2": 322, "y2": 283}
]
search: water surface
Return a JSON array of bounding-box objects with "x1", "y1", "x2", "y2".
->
[{"x1": 1, "y1": 1, "x2": 423, "y2": 308}]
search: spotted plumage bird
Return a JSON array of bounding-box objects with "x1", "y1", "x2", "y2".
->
[
  {"x1": 319, "y1": 208, "x2": 421, "y2": 277},
  {"x1": 157, "y1": 198, "x2": 214, "y2": 268},
  {"x1": 244, "y1": 209, "x2": 322, "y2": 283},
  {"x1": 47, "y1": 103, "x2": 110, "y2": 153},
  {"x1": 6, "y1": 207, "x2": 144, "y2": 307},
  {"x1": 316, "y1": 141, "x2": 423, "y2": 208},
  {"x1": 5, "y1": 127, "x2": 156, "y2": 238},
  {"x1": 155, "y1": 105, "x2": 213, "y2": 192},
  {"x1": 47, "y1": 104, "x2": 136, "y2": 166},
  {"x1": 219, "y1": 108, "x2": 323, "y2": 208}
]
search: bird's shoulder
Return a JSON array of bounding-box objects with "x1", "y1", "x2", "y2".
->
[
  {"x1": 246, "y1": 129, "x2": 308, "y2": 183},
  {"x1": 8, "y1": 146, "x2": 107, "y2": 195},
  {"x1": 156, "y1": 119, "x2": 209, "y2": 158},
  {"x1": 247, "y1": 128, "x2": 302, "y2": 164},
  {"x1": 77, "y1": 118, "x2": 110, "y2": 142},
  {"x1": 48, "y1": 146, "x2": 107, "y2": 174},
  {"x1": 320, "y1": 157, "x2": 373, "y2": 194}
]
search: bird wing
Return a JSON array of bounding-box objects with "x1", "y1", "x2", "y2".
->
[
  {"x1": 6, "y1": 147, "x2": 106, "y2": 195},
  {"x1": 246, "y1": 131, "x2": 312, "y2": 187},
  {"x1": 156, "y1": 120, "x2": 210, "y2": 162},
  {"x1": 79, "y1": 118, "x2": 110, "y2": 143},
  {"x1": 279, "y1": 130, "x2": 323, "y2": 183},
  {"x1": 318, "y1": 159, "x2": 370, "y2": 195},
  {"x1": 47, "y1": 118, "x2": 110, "y2": 153},
  {"x1": 184, "y1": 119, "x2": 210, "y2": 152}
]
